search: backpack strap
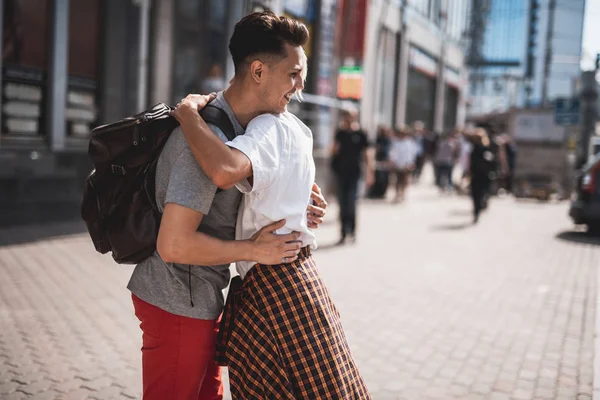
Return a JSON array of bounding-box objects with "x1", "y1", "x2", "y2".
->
[{"x1": 199, "y1": 105, "x2": 237, "y2": 141}]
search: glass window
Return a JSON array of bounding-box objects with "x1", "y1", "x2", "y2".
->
[
  {"x1": 444, "y1": 86, "x2": 458, "y2": 131},
  {"x1": 66, "y1": 0, "x2": 101, "y2": 138},
  {"x1": 172, "y1": 0, "x2": 230, "y2": 104},
  {"x1": 406, "y1": 68, "x2": 436, "y2": 130},
  {"x1": 411, "y1": 0, "x2": 431, "y2": 17},
  {"x1": 375, "y1": 29, "x2": 397, "y2": 126},
  {"x1": 2, "y1": 0, "x2": 50, "y2": 138}
]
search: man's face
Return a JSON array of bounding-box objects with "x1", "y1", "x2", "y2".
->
[{"x1": 260, "y1": 44, "x2": 306, "y2": 114}]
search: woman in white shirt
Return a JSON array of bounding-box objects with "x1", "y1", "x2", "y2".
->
[{"x1": 171, "y1": 97, "x2": 371, "y2": 398}]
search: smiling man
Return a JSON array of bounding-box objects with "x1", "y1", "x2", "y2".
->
[
  {"x1": 127, "y1": 11, "x2": 328, "y2": 400},
  {"x1": 173, "y1": 12, "x2": 370, "y2": 399}
]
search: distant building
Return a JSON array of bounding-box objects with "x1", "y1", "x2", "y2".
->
[{"x1": 467, "y1": 0, "x2": 585, "y2": 117}]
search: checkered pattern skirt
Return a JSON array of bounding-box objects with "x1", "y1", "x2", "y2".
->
[{"x1": 215, "y1": 247, "x2": 371, "y2": 399}]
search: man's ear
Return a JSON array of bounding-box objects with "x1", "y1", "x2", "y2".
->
[{"x1": 250, "y1": 60, "x2": 264, "y2": 84}]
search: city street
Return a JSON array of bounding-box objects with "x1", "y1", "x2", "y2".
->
[{"x1": 0, "y1": 180, "x2": 597, "y2": 400}]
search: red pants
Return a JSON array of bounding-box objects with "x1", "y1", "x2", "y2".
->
[{"x1": 132, "y1": 294, "x2": 223, "y2": 400}]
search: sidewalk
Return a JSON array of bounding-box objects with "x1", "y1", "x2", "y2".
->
[{"x1": 0, "y1": 181, "x2": 597, "y2": 399}]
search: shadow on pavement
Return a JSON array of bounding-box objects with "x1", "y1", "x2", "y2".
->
[
  {"x1": 555, "y1": 231, "x2": 600, "y2": 246},
  {"x1": 0, "y1": 219, "x2": 87, "y2": 247},
  {"x1": 448, "y1": 209, "x2": 472, "y2": 217},
  {"x1": 430, "y1": 222, "x2": 473, "y2": 231}
]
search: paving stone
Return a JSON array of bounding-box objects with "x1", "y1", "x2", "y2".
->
[{"x1": 0, "y1": 182, "x2": 596, "y2": 400}]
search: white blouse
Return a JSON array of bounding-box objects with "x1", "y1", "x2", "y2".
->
[{"x1": 226, "y1": 112, "x2": 317, "y2": 279}]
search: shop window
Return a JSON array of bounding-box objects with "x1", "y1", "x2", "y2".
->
[
  {"x1": 2, "y1": 0, "x2": 50, "y2": 138},
  {"x1": 406, "y1": 68, "x2": 436, "y2": 131},
  {"x1": 375, "y1": 29, "x2": 397, "y2": 127},
  {"x1": 172, "y1": 0, "x2": 230, "y2": 104},
  {"x1": 67, "y1": 0, "x2": 101, "y2": 139},
  {"x1": 444, "y1": 85, "x2": 458, "y2": 131}
]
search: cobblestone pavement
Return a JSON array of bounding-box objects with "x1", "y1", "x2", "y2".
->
[{"x1": 0, "y1": 182, "x2": 597, "y2": 399}]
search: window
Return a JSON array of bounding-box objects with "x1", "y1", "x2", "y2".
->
[
  {"x1": 411, "y1": 0, "x2": 431, "y2": 17},
  {"x1": 67, "y1": 0, "x2": 101, "y2": 138},
  {"x1": 406, "y1": 69, "x2": 436, "y2": 130},
  {"x1": 2, "y1": 0, "x2": 50, "y2": 138},
  {"x1": 444, "y1": 86, "x2": 458, "y2": 131},
  {"x1": 375, "y1": 29, "x2": 398, "y2": 126}
]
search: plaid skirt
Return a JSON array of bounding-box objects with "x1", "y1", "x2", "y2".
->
[{"x1": 215, "y1": 247, "x2": 371, "y2": 400}]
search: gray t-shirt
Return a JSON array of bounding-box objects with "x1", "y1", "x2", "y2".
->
[{"x1": 127, "y1": 92, "x2": 245, "y2": 319}]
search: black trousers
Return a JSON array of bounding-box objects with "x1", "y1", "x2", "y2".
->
[
  {"x1": 368, "y1": 169, "x2": 389, "y2": 198},
  {"x1": 336, "y1": 174, "x2": 359, "y2": 237},
  {"x1": 471, "y1": 177, "x2": 489, "y2": 218}
]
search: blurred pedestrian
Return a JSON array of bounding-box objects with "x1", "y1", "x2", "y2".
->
[
  {"x1": 330, "y1": 109, "x2": 374, "y2": 244},
  {"x1": 389, "y1": 126, "x2": 417, "y2": 203},
  {"x1": 368, "y1": 125, "x2": 392, "y2": 199},
  {"x1": 434, "y1": 131, "x2": 459, "y2": 192},
  {"x1": 458, "y1": 128, "x2": 474, "y2": 193},
  {"x1": 412, "y1": 121, "x2": 426, "y2": 182},
  {"x1": 503, "y1": 134, "x2": 518, "y2": 193},
  {"x1": 201, "y1": 63, "x2": 227, "y2": 94},
  {"x1": 469, "y1": 128, "x2": 495, "y2": 223}
]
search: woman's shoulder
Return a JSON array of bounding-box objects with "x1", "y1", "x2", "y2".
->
[{"x1": 247, "y1": 113, "x2": 282, "y2": 130}]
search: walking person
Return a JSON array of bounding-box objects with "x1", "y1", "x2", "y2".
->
[
  {"x1": 368, "y1": 125, "x2": 392, "y2": 199},
  {"x1": 434, "y1": 132, "x2": 459, "y2": 192},
  {"x1": 503, "y1": 134, "x2": 518, "y2": 194},
  {"x1": 458, "y1": 129, "x2": 473, "y2": 193},
  {"x1": 469, "y1": 128, "x2": 494, "y2": 223},
  {"x1": 171, "y1": 12, "x2": 371, "y2": 399},
  {"x1": 412, "y1": 121, "x2": 427, "y2": 182},
  {"x1": 127, "y1": 11, "x2": 328, "y2": 400},
  {"x1": 330, "y1": 109, "x2": 374, "y2": 244},
  {"x1": 389, "y1": 127, "x2": 417, "y2": 203}
]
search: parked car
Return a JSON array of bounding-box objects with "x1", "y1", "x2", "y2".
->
[{"x1": 569, "y1": 153, "x2": 600, "y2": 233}]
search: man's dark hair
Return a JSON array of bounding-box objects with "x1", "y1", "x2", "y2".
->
[{"x1": 229, "y1": 11, "x2": 309, "y2": 74}]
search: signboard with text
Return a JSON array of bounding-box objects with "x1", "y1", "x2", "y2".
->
[{"x1": 554, "y1": 97, "x2": 580, "y2": 126}]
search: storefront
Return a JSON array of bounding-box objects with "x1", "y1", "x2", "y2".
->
[
  {"x1": 0, "y1": 0, "x2": 248, "y2": 226},
  {"x1": 443, "y1": 66, "x2": 460, "y2": 131},
  {"x1": 170, "y1": 0, "x2": 238, "y2": 104},
  {"x1": 2, "y1": 0, "x2": 101, "y2": 148},
  {"x1": 405, "y1": 46, "x2": 437, "y2": 131}
]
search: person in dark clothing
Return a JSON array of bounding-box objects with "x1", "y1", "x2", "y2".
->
[
  {"x1": 368, "y1": 125, "x2": 392, "y2": 199},
  {"x1": 469, "y1": 128, "x2": 494, "y2": 223},
  {"x1": 412, "y1": 121, "x2": 427, "y2": 182},
  {"x1": 503, "y1": 134, "x2": 518, "y2": 193},
  {"x1": 330, "y1": 110, "x2": 374, "y2": 244}
]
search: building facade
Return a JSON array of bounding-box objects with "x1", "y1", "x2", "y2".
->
[
  {"x1": 467, "y1": 0, "x2": 585, "y2": 117},
  {"x1": 0, "y1": 0, "x2": 344, "y2": 225},
  {"x1": 0, "y1": 0, "x2": 259, "y2": 226},
  {"x1": 361, "y1": 0, "x2": 471, "y2": 136}
]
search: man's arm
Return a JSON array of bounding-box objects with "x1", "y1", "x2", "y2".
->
[
  {"x1": 171, "y1": 94, "x2": 251, "y2": 190},
  {"x1": 157, "y1": 203, "x2": 302, "y2": 266}
]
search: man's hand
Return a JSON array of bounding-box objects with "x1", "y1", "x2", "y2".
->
[
  {"x1": 307, "y1": 182, "x2": 327, "y2": 229},
  {"x1": 170, "y1": 93, "x2": 217, "y2": 124},
  {"x1": 250, "y1": 219, "x2": 302, "y2": 265}
]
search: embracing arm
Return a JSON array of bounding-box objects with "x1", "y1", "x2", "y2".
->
[
  {"x1": 157, "y1": 203, "x2": 301, "y2": 266},
  {"x1": 171, "y1": 94, "x2": 251, "y2": 190}
]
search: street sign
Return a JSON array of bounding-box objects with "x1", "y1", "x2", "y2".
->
[
  {"x1": 554, "y1": 97, "x2": 580, "y2": 126},
  {"x1": 337, "y1": 66, "x2": 363, "y2": 100}
]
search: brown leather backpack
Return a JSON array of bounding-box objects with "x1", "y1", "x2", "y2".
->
[{"x1": 81, "y1": 103, "x2": 235, "y2": 264}]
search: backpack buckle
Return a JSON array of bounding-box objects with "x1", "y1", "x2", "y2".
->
[{"x1": 111, "y1": 165, "x2": 126, "y2": 175}]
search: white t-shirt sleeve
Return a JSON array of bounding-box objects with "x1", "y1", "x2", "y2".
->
[{"x1": 226, "y1": 114, "x2": 288, "y2": 193}]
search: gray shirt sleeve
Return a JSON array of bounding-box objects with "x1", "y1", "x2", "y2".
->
[{"x1": 163, "y1": 124, "x2": 229, "y2": 215}]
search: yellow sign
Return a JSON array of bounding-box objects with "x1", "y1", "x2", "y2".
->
[{"x1": 337, "y1": 67, "x2": 363, "y2": 100}]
